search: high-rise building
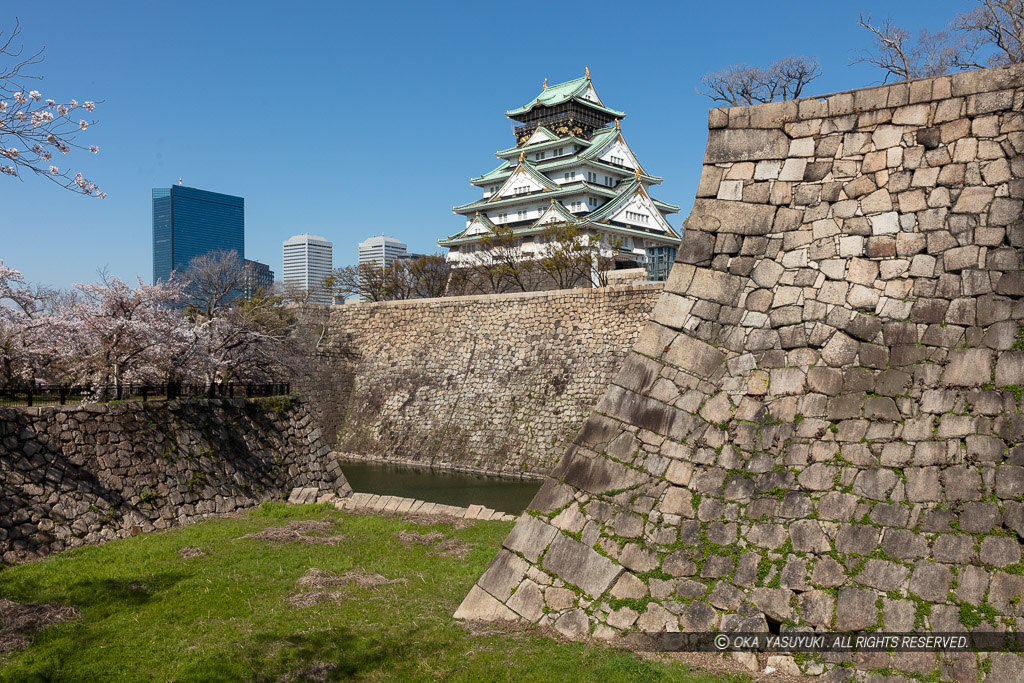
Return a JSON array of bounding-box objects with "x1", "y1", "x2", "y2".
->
[
  {"x1": 242, "y1": 259, "x2": 274, "y2": 300},
  {"x1": 152, "y1": 185, "x2": 245, "y2": 284},
  {"x1": 282, "y1": 234, "x2": 333, "y2": 305},
  {"x1": 440, "y1": 69, "x2": 680, "y2": 280},
  {"x1": 358, "y1": 235, "x2": 408, "y2": 269}
]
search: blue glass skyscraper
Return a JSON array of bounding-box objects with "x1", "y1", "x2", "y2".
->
[{"x1": 152, "y1": 185, "x2": 245, "y2": 283}]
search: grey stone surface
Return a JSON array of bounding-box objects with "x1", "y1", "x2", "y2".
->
[
  {"x1": 459, "y1": 63, "x2": 1024, "y2": 683},
  {"x1": 0, "y1": 398, "x2": 350, "y2": 562},
  {"x1": 688, "y1": 199, "x2": 778, "y2": 236},
  {"x1": 705, "y1": 128, "x2": 791, "y2": 163},
  {"x1": 478, "y1": 550, "x2": 531, "y2": 602},
  {"x1": 296, "y1": 284, "x2": 663, "y2": 479},
  {"x1": 454, "y1": 584, "x2": 519, "y2": 621},
  {"x1": 541, "y1": 533, "x2": 622, "y2": 598},
  {"x1": 503, "y1": 515, "x2": 559, "y2": 563}
]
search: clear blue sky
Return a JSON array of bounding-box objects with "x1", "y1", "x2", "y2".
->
[{"x1": 3, "y1": 0, "x2": 973, "y2": 289}]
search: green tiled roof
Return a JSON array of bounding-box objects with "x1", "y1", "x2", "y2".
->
[
  {"x1": 505, "y1": 75, "x2": 626, "y2": 119},
  {"x1": 439, "y1": 214, "x2": 679, "y2": 247},
  {"x1": 472, "y1": 160, "x2": 511, "y2": 184},
  {"x1": 496, "y1": 134, "x2": 591, "y2": 159},
  {"x1": 652, "y1": 198, "x2": 681, "y2": 213}
]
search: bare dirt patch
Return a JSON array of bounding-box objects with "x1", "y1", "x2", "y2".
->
[
  {"x1": 0, "y1": 599, "x2": 79, "y2": 653},
  {"x1": 397, "y1": 530, "x2": 470, "y2": 558},
  {"x1": 243, "y1": 520, "x2": 345, "y2": 546},
  {"x1": 286, "y1": 568, "x2": 407, "y2": 608},
  {"x1": 279, "y1": 661, "x2": 338, "y2": 682},
  {"x1": 178, "y1": 546, "x2": 205, "y2": 559},
  {"x1": 347, "y1": 507, "x2": 472, "y2": 529},
  {"x1": 296, "y1": 568, "x2": 407, "y2": 590}
]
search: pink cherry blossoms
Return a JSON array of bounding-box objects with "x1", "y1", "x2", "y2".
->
[
  {"x1": 0, "y1": 260, "x2": 305, "y2": 393},
  {"x1": 0, "y1": 20, "x2": 103, "y2": 196}
]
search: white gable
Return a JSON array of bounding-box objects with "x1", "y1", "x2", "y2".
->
[
  {"x1": 599, "y1": 137, "x2": 640, "y2": 170},
  {"x1": 525, "y1": 128, "x2": 556, "y2": 145},
  {"x1": 580, "y1": 84, "x2": 602, "y2": 105},
  {"x1": 605, "y1": 190, "x2": 674, "y2": 233},
  {"x1": 533, "y1": 203, "x2": 572, "y2": 227},
  {"x1": 492, "y1": 166, "x2": 548, "y2": 200},
  {"x1": 464, "y1": 218, "x2": 492, "y2": 236}
]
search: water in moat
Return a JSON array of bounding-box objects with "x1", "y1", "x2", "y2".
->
[{"x1": 341, "y1": 461, "x2": 544, "y2": 515}]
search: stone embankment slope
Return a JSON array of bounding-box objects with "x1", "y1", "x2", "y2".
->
[
  {"x1": 458, "y1": 64, "x2": 1024, "y2": 681},
  {"x1": 0, "y1": 397, "x2": 351, "y2": 562},
  {"x1": 296, "y1": 284, "x2": 662, "y2": 476}
]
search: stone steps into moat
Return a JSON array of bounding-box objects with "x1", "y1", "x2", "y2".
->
[{"x1": 287, "y1": 487, "x2": 518, "y2": 522}]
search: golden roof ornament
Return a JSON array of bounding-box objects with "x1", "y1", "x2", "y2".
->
[
  {"x1": 634, "y1": 166, "x2": 642, "y2": 180},
  {"x1": 550, "y1": 198, "x2": 555, "y2": 205},
  {"x1": 614, "y1": 118, "x2": 620, "y2": 130},
  {"x1": 542, "y1": 78, "x2": 548, "y2": 89},
  {"x1": 519, "y1": 150, "x2": 525, "y2": 163},
  {"x1": 585, "y1": 66, "x2": 590, "y2": 80}
]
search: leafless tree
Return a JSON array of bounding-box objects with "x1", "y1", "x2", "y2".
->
[
  {"x1": 852, "y1": 15, "x2": 960, "y2": 82},
  {"x1": 953, "y1": 0, "x2": 1024, "y2": 66},
  {"x1": 0, "y1": 19, "x2": 104, "y2": 195},
  {"x1": 407, "y1": 255, "x2": 451, "y2": 299},
  {"x1": 855, "y1": 3, "x2": 1024, "y2": 83},
  {"x1": 180, "y1": 249, "x2": 245, "y2": 318},
  {"x1": 323, "y1": 262, "x2": 393, "y2": 302},
  {"x1": 537, "y1": 223, "x2": 620, "y2": 290},
  {"x1": 697, "y1": 56, "x2": 821, "y2": 106}
]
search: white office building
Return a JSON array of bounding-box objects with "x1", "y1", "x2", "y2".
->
[
  {"x1": 282, "y1": 233, "x2": 333, "y2": 305},
  {"x1": 358, "y1": 235, "x2": 407, "y2": 269}
]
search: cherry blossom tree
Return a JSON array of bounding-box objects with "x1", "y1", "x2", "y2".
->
[
  {"x1": 60, "y1": 273, "x2": 192, "y2": 391},
  {"x1": 0, "y1": 262, "x2": 64, "y2": 385},
  {"x1": 2, "y1": 261, "x2": 310, "y2": 396},
  {"x1": 0, "y1": 19, "x2": 103, "y2": 196}
]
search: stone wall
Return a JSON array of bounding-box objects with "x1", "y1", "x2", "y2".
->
[
  {"x1": 459, "y1": 64, "x2": 1024, "y2": 681},
  {"x1": 0, "y1": 397, "x2": 351, "y2": 562},
  {"x1": 295, "y1": 284, "x2": 662, "y2": 476}
]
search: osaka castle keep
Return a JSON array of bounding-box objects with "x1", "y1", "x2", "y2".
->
[{"x1": 440, "y1": 69, "x2": 681, "y2": 277}]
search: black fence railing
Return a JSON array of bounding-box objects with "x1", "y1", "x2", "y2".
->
[{"x1": 0, "y1": 382, "x2": 292, "y2": 408}]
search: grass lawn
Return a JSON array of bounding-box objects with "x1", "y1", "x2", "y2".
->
[{"x1": 0, "y1": 503, "x2": 743, "y2": 682}]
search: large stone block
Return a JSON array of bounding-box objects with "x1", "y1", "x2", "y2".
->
[
  {"x1": 557, "y1": 447, "x2": 648, "y2": 495},
  {"x1": 685, "y1": 268, "x2": 744, "y2": 305},
  {"x1": 455, "y1": 584, "x2": 520, "y2": 621},
  {"x1": 996, "y1": 351, "x2": 1024, "y2": 387},
  {"x1": 705, "y1": 128, "x2": 791, "y2": 163},
  {"x1": 541, "y1": 533, "x2": 623, "y2": 598},
  {"x1": 943, "y1": 349, "x2": 994, "y2": 387},
  {"x1": 503, "y1": 514, "x2": 559, "y2": 563},
  {"x1": 687, "y1": 199, "x2": 778, "y2": 236},
  {"x1": 664, "y1": 333, "x2": 727, "y2": 378}
]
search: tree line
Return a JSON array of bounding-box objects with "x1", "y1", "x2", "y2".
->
[
  {"x1": 324, "y1": 223, "x2": 620, "y2": 303},
  {"x1": 0, "y1": 251, "x2": 315, "y2": 393}
]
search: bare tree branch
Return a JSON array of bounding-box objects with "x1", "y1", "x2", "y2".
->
[
  {"x1": 954, "y1": 0, "x2": 1024, "y2": 66},
  {"x1": 697, "y1": 56, "x2": 820, "y2": 106},
  {"x1": 0, "y1": 18, "x2": 104, "y2": 195}
]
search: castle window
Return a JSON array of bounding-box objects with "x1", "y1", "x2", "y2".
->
[
  {"x1": 535, "y1": 152, "x2": 545, "y2": 160},
  {"x1": 611, "y1": 156, "x2": 624, "y2": 166}
]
